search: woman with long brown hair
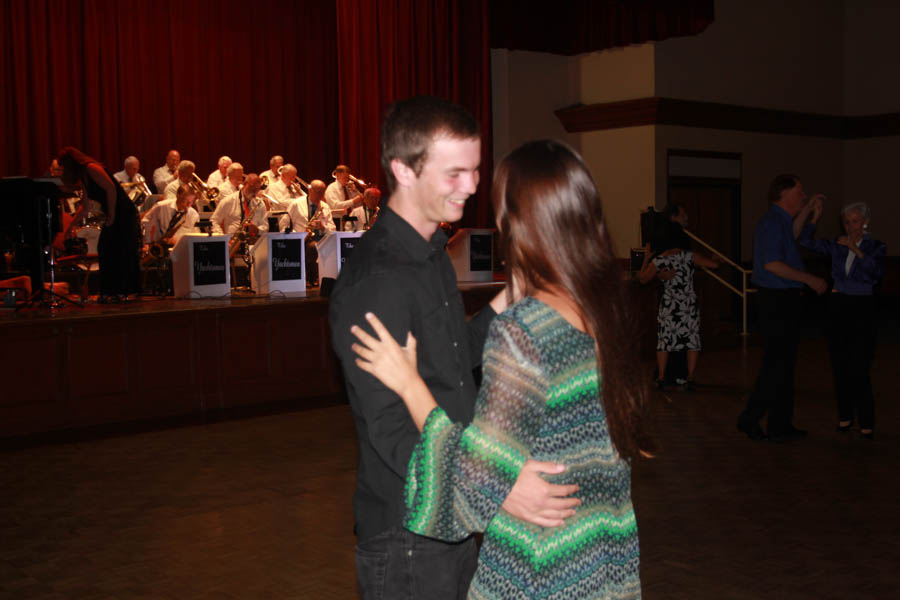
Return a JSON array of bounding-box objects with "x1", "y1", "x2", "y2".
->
[{"x1": 350, "y1": 139, "x2": 652, "y2": 599}]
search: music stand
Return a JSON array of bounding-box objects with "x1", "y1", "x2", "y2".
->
[{"x1": 17, "y1": 189, "x2": 83, "y2": 310}]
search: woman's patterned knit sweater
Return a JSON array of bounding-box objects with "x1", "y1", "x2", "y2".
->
[{"x1": 405, "y1": 296, "x2": 640, "y2": 599}]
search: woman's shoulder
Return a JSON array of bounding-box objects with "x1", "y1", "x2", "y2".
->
[
  {"x1": 493, "y1": 297, "x2": 558, "y2": 339},
  {"x1": 496, "y1": 296, "x2": 539, "y2": 328},
  {"x1": 496, "y1": 296, "x2": 590, "y2": 346}
]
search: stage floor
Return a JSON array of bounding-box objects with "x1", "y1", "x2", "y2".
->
[
  {"x1": 1, "y1": 281, "x2": 505, "y2": 324},
  {"x1": 2, "y1": 291, "x2": 326, "y2": 324},
  {"x1": 0, "y1": 282, "x2": 504, "y2": 440}
]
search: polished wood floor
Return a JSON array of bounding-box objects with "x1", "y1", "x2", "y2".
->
[{"x1": 1, "y1": 327, "x2": 898, "y2": 599}]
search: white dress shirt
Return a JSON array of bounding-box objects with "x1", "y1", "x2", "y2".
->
[
  {"x1": 113, "y1": 169, "x2": 144, "y2": 184},
  {"x1": 347, "y1": 205, "x2": 378, "y2": 232},
  {"x1": 266, "y1": 179, "x2": 304, "y2": 214},
  {"x1": 283, "y1": 196, "x2": 335, "y2": 237},
  {"x1": 206, "y1": 170, "x2": 226, "y2": 189},
  {"x1": 211, "y1": 191, "x2": 269, "y2": 235},
  {"x1": 259, "y1": 169, "x2": 279, "y2": 184},
  {"x1": 152, "y1": 165, "x2": 177, "y2": 195},
  {"x1": 141, "y1": 198, "x2": 200, "y2": 244},
  {"x1": 324, "y1": 180, "x2": 361, "y2": 213},
  {"x1": 844, "y1": 239, "x2": 862, "y2": 275},
  {"x1": 217, "y1": 179, "x2": 239, "y2": 200},
  {"x1": 164, "y1": 178, "x2": 193, "y2": 200}
]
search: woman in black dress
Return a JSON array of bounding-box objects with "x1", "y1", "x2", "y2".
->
[{"x1": 58, "y1": 146, "x2": 141, "y2": 301}]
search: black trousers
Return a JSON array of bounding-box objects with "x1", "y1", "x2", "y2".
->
[
  {"x1": 355, "y1": 527, "x2": 477, "y2": 600},
  {"x1": 827, "y1": 293, "x2": 877, "y2": 429},
  {"x1": 97, "y1": 197, "x2": 141, "y2": 296},
  {"x1": 742, "y1": 287, "x2": 802, "y2": 435}
]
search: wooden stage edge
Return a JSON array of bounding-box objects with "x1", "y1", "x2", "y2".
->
[{"x1": 0, "y1": 283, "x2": 504, "y2": 446}]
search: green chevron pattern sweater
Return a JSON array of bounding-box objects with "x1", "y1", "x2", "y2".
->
[{"x1": 405, "y1": 296, "x2": 641, "y2": 599}]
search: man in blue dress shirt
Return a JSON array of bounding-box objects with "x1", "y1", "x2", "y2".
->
[{"x1": 737, "y1": 174, "x2": 826, "y2": 442}]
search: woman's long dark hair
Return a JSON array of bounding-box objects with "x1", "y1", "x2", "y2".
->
[
  {"x1": 57, "y1": 146, "x2": 96, "y2": 186},
  {"x1": 493, "y1": 140, "x2": 653, "y2": 459}
]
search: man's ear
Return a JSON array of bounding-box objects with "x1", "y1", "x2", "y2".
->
[{"x1": 390, "y1": 159, "x2": 416, "y2": 188}]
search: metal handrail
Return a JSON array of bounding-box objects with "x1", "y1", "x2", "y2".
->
[{"x1": 682, "y1": 229, "x2": 756, "y2": 335}]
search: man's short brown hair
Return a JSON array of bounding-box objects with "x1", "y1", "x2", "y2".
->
[{"x1": 380, "y1": 96, "x2": 480, "y2": 192}]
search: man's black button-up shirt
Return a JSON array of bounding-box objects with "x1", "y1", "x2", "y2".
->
[{"x1": 329, "y1": 206, "x2": 496, "y2": 543}]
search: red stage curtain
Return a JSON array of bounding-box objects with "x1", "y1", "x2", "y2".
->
[
  {"x1": 335, "y1": 0, "x2": 494, "y2": 228},
  {"x1": 490, "y1": 0, "x2": 714, "y2": 56},
  {"x1": 0, "y1": 0, "x2": 339, "y2": 184}
]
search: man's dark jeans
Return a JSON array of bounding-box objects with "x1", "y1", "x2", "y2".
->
[
  {"x1": 356, "y1": 527, "x2": 477, "y2": 600},
  {"x1": 742, "y1": 287, "x2": 803, "y2": 435}
]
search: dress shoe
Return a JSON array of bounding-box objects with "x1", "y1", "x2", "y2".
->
[
  {"x1": 769, "y1": 426, "x2": 808, "y2": 443},
  {"x1": 860, "y1": 430, "x2": 874, "y2": 441},
  {"x1": 737, "y1": 416, "x2": 767, "y2": 441},
  {"x1": 835, "y1": 421, "x2": 852, "y2": 433}
]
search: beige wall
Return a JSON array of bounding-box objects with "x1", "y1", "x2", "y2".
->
[
  {"x1": 840, "y1": 0, "x2": 900, "y2": 255},
  {"x1": 655, "y1": 126, "x2": 844, "y2": 261},
  {"x1": 490, "y1": 0, "x2": 898, "y2": 258},
  {"x1": 580, "y1": 126, "x2": 656, "y2": 256},
  {"x1": 490, "y1": 45, "x2": 656, "y2": 255},
  {"x1": 842, "y1": 137, "x2": 900, "y2": 252},
  {"x1": 489, "y1": 42, "x2": 654, "y2": 167},
  {"x1": 576, "y1": 43, "x2": 655, "y2": 105},
  {"x1": 490, "y1": 49, "x2": 581, "y2": 166},
  {"x1": 843, "y1": 0, "x2": 900, "y2": 115},
  {"x1": 655, "y1": 0, "x2": 844, "y2": 114},
  {"x1": 651, "y1": 0, "x2": 898, "y2": 258}
]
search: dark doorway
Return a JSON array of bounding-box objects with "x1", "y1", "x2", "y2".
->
[{"x1": 667, "y1": 151, "x2": 742, "y2": 324}]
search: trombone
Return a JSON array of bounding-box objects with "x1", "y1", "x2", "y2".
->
[
  {"x1": 332, "y1": 170, "x2": 369, "y2": 193},
  {"x1": 190, "y1": 173, "x2": 219, "y2": 208},
  {"x1": 289, "y1": 176, "x2": 310, "y2": 196},
  {"x1": 121, "y1": 175, "x2": 153, "y2": 206}
]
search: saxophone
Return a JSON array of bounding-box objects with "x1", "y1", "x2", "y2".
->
[
  {"x1": 146, "y1": 210, "x2": 186, "y2": 261},
  {"x1": 306, "y1": 202, "x2": 326, "y2": 240},
  {"x1": 229, "y1": 201, "x2": 256, "y2": 259},
  {"x1": 364, "y1": 206, "x2": 380, "y2": 230}
]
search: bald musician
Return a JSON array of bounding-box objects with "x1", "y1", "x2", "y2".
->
[{"x1": 152, "y1": 149, "x2": 180, "y2": 194}]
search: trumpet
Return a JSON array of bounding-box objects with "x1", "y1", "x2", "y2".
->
[{"x1": 190, "y1": 173, "x2": 219, "y2": 202}]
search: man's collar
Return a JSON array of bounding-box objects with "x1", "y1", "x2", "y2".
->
[
  {"x1": 379, "y1": 206, "x2": 446, "y2": 262},
  {"x1": 771, "y1": 203, "x2": 793, "y2": 220}
]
